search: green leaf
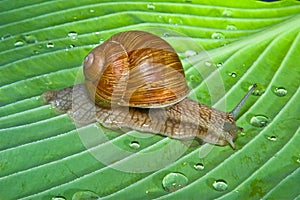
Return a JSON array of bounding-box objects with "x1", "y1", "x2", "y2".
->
[{"x1": 0, "y1": 0, "x2": 299, "y2": 199}]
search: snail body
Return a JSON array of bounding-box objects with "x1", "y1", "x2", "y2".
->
[{"x1": 44, "y1": 30, "x2": 256, "y2": 149}]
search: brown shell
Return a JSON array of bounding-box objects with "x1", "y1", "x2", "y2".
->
[{"x1": 83, "y1": 30, "x2": 189, "y2": 108}]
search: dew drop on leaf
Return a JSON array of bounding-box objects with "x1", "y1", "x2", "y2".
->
[
  {"x1": 147, "y1": 3, "x2": 155, "y2": 10},
  {"x1": 168, "y1": 18, "x2": 183, "y2": 26},
  {"x1": 184, "y1": 49, "x2": 197, "y2": 57},
  {"x1": 250, "y1": 115, "x2": 270, "y2": 127},
  {"x1": 274, "y1": 87, "x2": 287, "y2": 97},
  {"x1": 194, "y1": 163, "x2": 204, "y2": 170},
  {"x1": 162, "y1": 32, "x2": 170, "y2": 38},
  {"x1": 23, "y1": 34, "x2": 37, "y2": 44},
  {"x1": 216, "y1": 62, "x2": 223, "y2": 68},
  {"x1": 204, "y1": 61, "x2": 213, "y2": 67},
  {"x1": 226, "y1": 24, "x2": 237, "y2": 30},
  {"x1": 68, "y1": 31, "x2": 78, "y2": 40},
  {"x1": 222, "y1": 9, "x2": 233, "y2": 17},
  {"x1": 189, "y1": 74, "x2": 201, "y2": 83},
  {"x1": 267, "y1": 135, "x2": 277, "y2": 141},
  {"x1": 65, "y1": 44, "x2": 75, "y2": 51},
  {"x1": 51, "y1": 196, "x2": 66, "y2": 200},
  {"x1": 228, "y1": 72, "x2": 237, "y2": 78},
  {"x1": 129, "y1": 141, "x2": 140, "y2": 149},
  {"x1": 211, "y1": 32, "x2": 225, "y2": 40},
  {"x1": 46, "y1": 42, "x2": 54, "y2": 48},
  {"x1": 14, "y1": 40, "x2": 25, "y2": 47},
  {"x1": 213, "y1": 179, "x2": 228, "y2": 191},
  {"x1": 162, "y1": 172, "x2": 188, "y2": 192},
  {"x1": 1, "y1": 34, "x2": 12, "y2": 40}
]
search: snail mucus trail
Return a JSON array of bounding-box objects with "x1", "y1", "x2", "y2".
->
[{"x1": 43, "y1": 30, "x2": 257, "y2": 149}]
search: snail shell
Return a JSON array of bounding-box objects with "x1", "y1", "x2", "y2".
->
[{"x1": 84, "y1": 30, "x2": 189, "y2": 108}]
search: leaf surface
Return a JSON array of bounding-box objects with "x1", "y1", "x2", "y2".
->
[{"x1": 0, "y1": 0, "x2": 299, "y2": 199}]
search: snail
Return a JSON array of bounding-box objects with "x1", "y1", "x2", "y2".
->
[{"x1": 43, "y1": 30, "x2": 257, "y2": 149}]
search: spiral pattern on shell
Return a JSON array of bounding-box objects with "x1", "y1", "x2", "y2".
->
[{"x1": 83, "y1": 30, "x2": 189, "y2": 108}]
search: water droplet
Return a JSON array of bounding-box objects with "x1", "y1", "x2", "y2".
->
[
  {"x1": 194, "y1": 163, "x2": 204, "y2": 170},
  {"x1": 65, "y1": 44, "x2": 75, "y2": 51},
  {"x1": 14, "y1": 40, "x2": 25, "y2": 47},
  {"x1": 1, "y1": 34, "x2": 12, "y2": 40},
  {"x1": 162, "y1": 32, "x2": 170, "y2": 38},
  {"x1": 213, "y1": 179, "x2": 228, "y2": 191},
  {"x1": 296, "y1": 158, "x2": 300, "y2": 164},
  {"x1": 211, "y1": 32, "x2": 225, "y2": 40},
  {"x1": 240, "y1": 131, "x2": 246, "y2": 136},
  {"x1": 72, "y1": 190, "x2": 100, "y2": 200},
  {"x1": 89, "y1": 9, "x2": 95, "y2": 13},
  {"x1": 267, "y1": 135, "x2": 277, "y2": 141},
  {"x1": 168, "y1": 18, "x2": 183, "y2": 26},
  {"x1": 129, "y1": 141, "x2": 140, "y2": 149},
  {"x1": 221, "y1": 42, "x2": 230, "y2": 47},
  {"x1": 222, "y1": 9, "x2": 233, "y2": 17},
  {"x1": 226, "y1": 24, "x2": 237, "y2": 30},
  {"x1": 204, "y1": 61, "x2": 213, "y2": 67},
  {"x1": 250, "y1": 115, "x2": 270, "y2": 127},
  {"x1": 228, "y1": 72, "x2": 237, "y2": 78},
  {"x1": 23, "y1": 34, "x2": 37, "y2": 44},
  {"x1": 147, "y1": 3, "x2": 156, "y2": 10},
  {"x1": 189, "y1": 75, "x2": 201, "y2": 83},
  {"x1": 162, "y1": 172, "x2": 188, "y2": 192},
  {"x1": 274, "y1": 87, "x2": 287, "y2": 97},
  {"x1": 182, "y1": 162, "x2": 188, "y2": 166},
  {"x1": 33, "y1": 50, "x2": 40, "y2": 54},
  {"x1": 46, "y1": 42, "x2": 54, "y2": 48},
  {"x1": 68, "y1": 31, "x2": 78, "y2": 40},
  {"x1": 51, "y1": 196, "x2": 66, "y2": 200},
  {"x1": 249, "y1": 84, "x2": 265, "y2": 96},
  {"x1": 216, "y1": 62, "x2": 223, "y2": 68},
  {"x1": 184, "y1": 50, "x2": 197, "y2": 57}
]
